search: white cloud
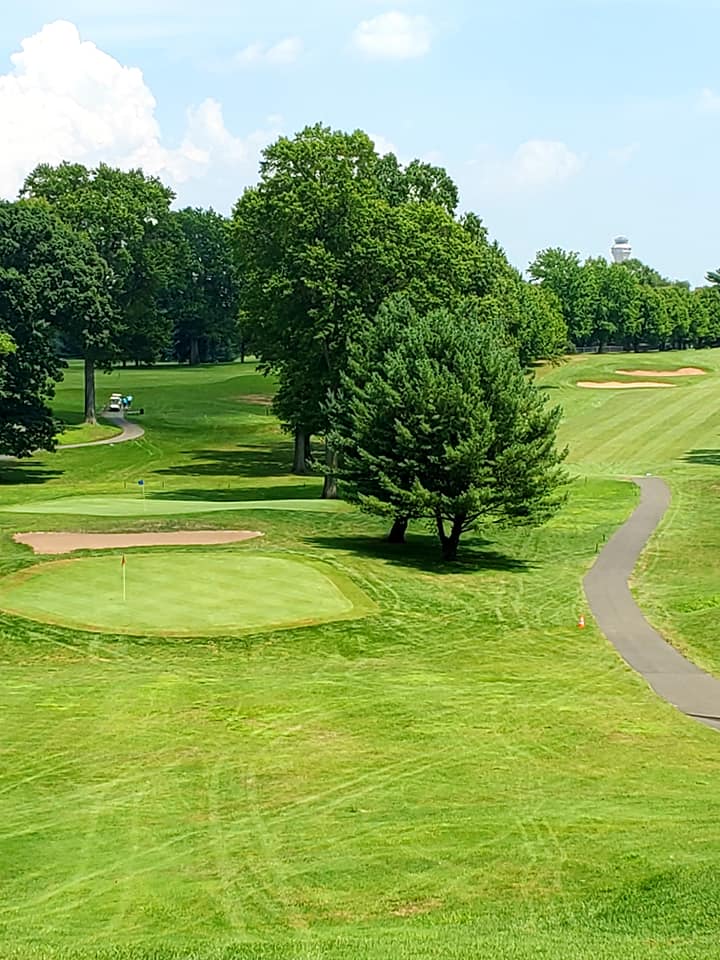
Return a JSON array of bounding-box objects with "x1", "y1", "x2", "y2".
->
[
  {"x1": 608, "y1": 143, "x2": 639, "y2": 166},
  {"x1": 698, "y1": 87, "x2": 720, "y2": 112},
  {"x1": 368, "y1": 132, "x2": 398, "y2": 156},
  {"x1": 353, "y1": 11, "x2": 432, "y2": 60},
  {"x1": 0, "y1": 20, "x2": 281, "y2": 200},
  {"x1": 234, "y1": 36, "x2": 303, "y2": 67},
  {"x1": 471, "y1": 139, "x2": 583, "y2": 192}
]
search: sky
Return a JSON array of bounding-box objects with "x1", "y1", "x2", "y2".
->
[{"x1": 2, "y1": 0, "x2": 720, "y2": 285}]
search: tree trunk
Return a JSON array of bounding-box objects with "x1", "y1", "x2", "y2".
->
[
  {"x1": 436, "y1": 511, "x2": 464, "y2": 561},
  {"x1": 304, "y1": 433, "x2": 313, "y2": 466},
  {"x1": 239, "y1": 341, "x2": 246, "y2": 364},
  {"x1": 292, "y1": 428, "x2": 308, "y2": 475},
  {"x1": 84, "y1": 356, "x2": 96, "y2": 424},
  {"x1": 189, "y1": 336, "x2": 200, "y2": 366},
  {"x1": 322, "y1": 443, "x2": 338, "y2": 500},
  {"x1": 387, "y1": 517, "x2": 409, "y2": 544}
]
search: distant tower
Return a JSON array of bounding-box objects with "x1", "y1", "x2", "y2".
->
[{"x1": 611, "y1": 236, "x2": 632, "y2": 263}]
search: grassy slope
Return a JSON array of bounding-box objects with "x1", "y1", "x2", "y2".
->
[
  {"x1": 542, "y1": 351, "x2": 720, "y2": 677},
  {"x1": 1, "y1": 358, "x2": 720, "y2": 959},
  {"x1": 55, "y1": 420, "x2": 122, "y2": 446}
]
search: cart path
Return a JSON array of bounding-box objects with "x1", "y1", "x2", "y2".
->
[
  {"x1": 584, "y1": 476, "x2": 720, "y2": 732},
  {"x1": 57, "y1": 414, "x2": 145, "y2": 450}
]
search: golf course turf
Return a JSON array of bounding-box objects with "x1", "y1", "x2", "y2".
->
[
  {"x1": 1, "y1": 495, "x2": 351, "y2": 516},
  {"x1": 1, "y1": 355, "x2": 720, "y2": 959},
  {"x1": 0, "y1": 552, "x2": 368, "y2": 636}
]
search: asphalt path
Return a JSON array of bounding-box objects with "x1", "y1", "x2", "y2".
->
[
  {"x1": 56, "y1": 413, "x2": 144, "y2": 450},
  {"x1": 585, "y1": 477, "x2": 720, "y2": 732}
]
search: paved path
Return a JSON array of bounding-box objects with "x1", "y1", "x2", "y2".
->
[
  {"x1": 584, "y1": 477, "x2": 720, "y2": 732},
  {"x1": 57, "y1": 414, "x2": 145, "y2": 450}
]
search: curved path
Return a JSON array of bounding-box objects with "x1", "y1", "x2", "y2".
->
[
  {"x1": 57, "y1": 414, "x2": 144, "y2": 450},
  {"x1": 584, "y1": 477, "x2": 720, "y2": 732}
]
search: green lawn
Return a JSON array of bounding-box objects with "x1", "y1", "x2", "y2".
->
[
  {"x1": 0, "y1": 552, "x2": 369, "y2": 636},
  {"x1": 55, "y1": 416, "x2": 122, "y2": 446},
  {"x1": 1, "y1": 356, "x2": 720, "y2": 959}
]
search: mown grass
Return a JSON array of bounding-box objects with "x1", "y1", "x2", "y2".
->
[{"x1": 1, "y1": 356, "x2": 720, "y2": 958}]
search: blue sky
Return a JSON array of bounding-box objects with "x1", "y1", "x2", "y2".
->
[{"x1": 2, "y1": 0, "x2": 720, "y2": 284}]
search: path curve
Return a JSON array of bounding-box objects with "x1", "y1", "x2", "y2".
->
[
  {"x1": 584, "y1": 477, "x2": 720, "y2": 732},
  {"x1": 57, "y1": 414, "x2": 145, "y2": 450}
]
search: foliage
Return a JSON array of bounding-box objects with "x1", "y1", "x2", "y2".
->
[
  {"x1": 165, "y1": 208, "x2": 240, "y2": 365},
  {"x1": 329, "y1": 298, "x2": 567, "y2": 559},
  {"x1": 233, "y1": 124, "x2": 557, "y2": 490},
  {"x1": 0, "y1": 200, "x2": 109, "y2": 456},
  {"x1": 531, "y1": 247, "x2": 719, "y2": 351},
  {"x1": 21, "y1": 162, "x2": 174, "y2": 418}
]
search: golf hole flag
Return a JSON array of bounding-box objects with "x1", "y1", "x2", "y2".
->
[{"x1": 121, "y1": 554, "x2": 127, "y2": 601}]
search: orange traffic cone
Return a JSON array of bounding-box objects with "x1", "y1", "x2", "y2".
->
[{"x1": 577, "y1": 614, "x2": 585, "y2": 629}]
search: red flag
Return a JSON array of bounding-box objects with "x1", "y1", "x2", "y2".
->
[{"x1": 121, "y1": 555, "x2": 126, "y2": 567}]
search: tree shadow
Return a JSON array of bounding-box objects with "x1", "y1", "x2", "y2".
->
[
  {"x1": 306, "y1": 533, "x2": 533, "y2": 575},
  {"x1": 148, "y1": 483, "x2": 322, "y2": 503},
  {"x1": 0, "y1": 463, "x2": 63, "y2": 486},
  {"x1": 682, "y1": 449, "x2": 720, "y2": 466},
  {"x1": 155, "y1": 444, "x2": 295, "y2": 480}
]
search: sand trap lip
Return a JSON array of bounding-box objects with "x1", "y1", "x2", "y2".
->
[
  {"x1": 616, "y1": 367, "x2": 706, "y2": 377},
  {"x1": 577, "y1": 380, "x2": 675, "y2": 389},
  {"x1": 236, "y1": 394, "x2": 273, "y2": 405},
  {"x1": 13, "y1": 530, "x2": 263, "y2": 555}
]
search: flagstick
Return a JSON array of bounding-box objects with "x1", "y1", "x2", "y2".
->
[{"x1": 122, "y1": 556, "x2": 126, "y2": 602}]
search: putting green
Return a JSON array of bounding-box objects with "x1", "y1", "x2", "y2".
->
[
  {"x1": 2, "y1": 495, "x2": 351, "y2": 517},
  {"x1": 0, "y1": 552, "x2": 369, "y2": 636}
]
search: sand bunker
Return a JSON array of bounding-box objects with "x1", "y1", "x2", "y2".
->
[
  {"x1": 577, "y1": 381, "x2": 675, "y2": 390},
  {"x1": 13, "y1": 530, "x2": 264, "y2": 556},
  {"x1": 616, "y1": 367, "x2": 705, "y2": 378},
  {"x1": 237, "y1": 394, "x2": 273, "y2": 406}
]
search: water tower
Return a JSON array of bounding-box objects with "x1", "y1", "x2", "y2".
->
[{"x1": 611, "y1": 236, "x2": 632, "y2": 263}]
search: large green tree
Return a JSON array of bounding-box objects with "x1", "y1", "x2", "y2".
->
[
  {"x1": 163, "y1": 208, "x2": 240, "y2": 366},
  {"x1": 0, "y1": 200, "x2": 109, "y2": 456},
  {"x1": 329, "y1": 298, "x2": 567, "y2": 560},
  {"x1": 233, "y1": 124, "x2": 543, "y2": 494},
  {"x1": 21, "y1": 163, "x2": 174, "y2": 421}
]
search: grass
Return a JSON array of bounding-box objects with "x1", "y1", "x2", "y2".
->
[
  {"x1": 0, "y1": 551, "x2": 370, "y2": 636},
  {"x1": 55, "y1": 417, "x2": 122, "y2": 446},
  {"x1": 1, "y1": 356, "x2": 720, "y2": 958},
  {"x1": 2, "y1": 496, "x2": 351, "y2": 516}
]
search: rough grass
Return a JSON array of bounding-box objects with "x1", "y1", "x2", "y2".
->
[{"x1": 1, "y1": 356, "x2": 720, "y2": 959}]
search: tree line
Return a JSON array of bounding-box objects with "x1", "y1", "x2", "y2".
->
[
  {"x1": 3, "y1": 122, "x2": 718, "y2": 556},
  {"x1": 530, "y1": 248, "x2": 720, "y2": 353},
  {"x1": 1, "y1": 163, "x2": 241, "y2": 446}
]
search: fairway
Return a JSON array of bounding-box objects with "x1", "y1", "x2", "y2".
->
[
  {"x1": 0, "y1": 552, "x2": 364, "y2": 636},
  {"x1": 1, "y1": 495, "x2": 352, "y2": 517},
  {"x1": 2, "y1": 356, "x2": 720, "y2": 959}
]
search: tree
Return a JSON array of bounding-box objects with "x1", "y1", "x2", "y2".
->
[
  {"x1": 232, "y1": 124, "x2": 396, "y2": 490},
  {"x1": 164, "y1": 208, "x2": 240, "y2": 366},
  {"x1": 529, "y1": 248, "x2": 586, "y2": 344},
  {"x1": 21, "y1": 163, "x2": 174, "y2": 421},
  {"x1": 618, "y1": 258, "x2": 668, "y2": 288},
  {"x1": 329, "y1": 298, "x2": 567, "y2": 560},
  {"x1": 0, "y1": 199, "x2": 109, "y2": 456},
  {"x1": 233, "y1": 124, "x2": 532, "y2": 492}
]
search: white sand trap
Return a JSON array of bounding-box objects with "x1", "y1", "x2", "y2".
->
[
  {"x1": 13, "y1": 530, "x2": 264, "y2": 555},
  {"x1": 577, "y1": 381, "x2": 675, "y2": 389},
  {"x1": 616, "y1": 367, "x2": 706, "y2": 377}
]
